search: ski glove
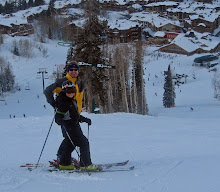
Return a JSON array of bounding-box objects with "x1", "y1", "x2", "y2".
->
[
  {"x1": 79, "y1": 116, "x2": 92, "y2": 125},
  {"x1": 85, "y1": 118, "x2": 92, "y2": 126}
]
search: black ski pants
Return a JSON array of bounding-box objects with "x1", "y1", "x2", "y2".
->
[{"x1": 57, "y1": 122, "x2": 91, "y2": 167}]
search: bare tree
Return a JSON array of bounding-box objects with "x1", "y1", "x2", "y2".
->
[
  {"x1": 12, "y1": 39, "x2": 34, "y2": 58},
  {"x1": 34, "y1": 14, "x2": 65, "y2": 42},
  {"x1": 19, "y1": 39, "x2": 34, "y2": 58},
  {"x1": 111, "y1": 45, "x2": 131, "y2": 112},
  {"x1": 104, "y1": 43, "x2": 148, "y2": 115}
]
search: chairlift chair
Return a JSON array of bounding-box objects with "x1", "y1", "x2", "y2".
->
[
  {"x1": 36, "y1": 73, "x2": 41, "y2": 79},
  {"x1": 44, "y1": 73, "x2": 49, "y2": 79},
  {"x1": 25, "y1": 83, "x2": 30, "y2": 90}
]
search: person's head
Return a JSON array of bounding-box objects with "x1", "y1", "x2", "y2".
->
[
  {"x1": 62, "y1": 80, "x2": 76, "y2": 98},
  {"x1": 67, "y1": 61, "x2": 79, "y2": 78}
]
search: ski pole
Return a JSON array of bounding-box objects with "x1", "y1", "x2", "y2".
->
[
  {"x1": 34, "y1": 112, "x2": 55, "y2": 169},
  {"x1": 87, "y1": 124, "x2": 90, "y2": 140}
]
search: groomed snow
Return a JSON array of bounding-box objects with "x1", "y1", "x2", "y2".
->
[{"x1": 0, "y1": 18, "x2": 220, "y2": 192}]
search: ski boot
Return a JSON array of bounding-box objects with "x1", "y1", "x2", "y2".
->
[
  {"x1": 71, "y1": 157, "x2": 80, "y2": 168},
  {"x1": 80, "y1": 164, "x2": 99, "y2": 171},
  {"x1": 59, "y1": 164, "x2": 76, "y2": 170}
]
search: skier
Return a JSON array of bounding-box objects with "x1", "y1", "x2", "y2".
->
[
  {"x1": 55, "y1": 80, "x2": 97, "y2": 170},
  {"x1": 44, "y1": 61, "x2": 97, "y2": 170},
  {"x1": 44, "y1": 61, "x2": 84, "y2": 113}
]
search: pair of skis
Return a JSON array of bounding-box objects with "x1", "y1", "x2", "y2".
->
[{"x1": 20, "y1": 160, "x2": 134, "y2": 173}]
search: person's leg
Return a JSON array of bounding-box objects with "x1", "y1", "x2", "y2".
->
[
  {"x1": 57, "y1": 125, "x2": 75, "y2": 166},
  {"x1": 71, "y1": 124, "x2": 92, "y2": 167}
]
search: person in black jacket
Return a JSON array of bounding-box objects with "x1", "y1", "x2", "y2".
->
[{"x1": 55, "y1": 80, "x2": 98, "y2": 170}]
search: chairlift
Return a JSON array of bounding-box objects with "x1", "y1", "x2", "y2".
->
[
  {"x1": 52, "y1": 71, "x2": 57, "y2": 76},
  {"x1": 36, "y1": 73, "x2": 41, "y2": 79},
  {"x1": 44, "y1": 73, "x2": 49, "y2": 79},
  {"x1": 25, "y1": 83, "x2": 30, "y2": 90}
]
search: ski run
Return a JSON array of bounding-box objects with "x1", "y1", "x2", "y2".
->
[{"x1": 0, "y1": 13, "x2": 220, "y2": 192}]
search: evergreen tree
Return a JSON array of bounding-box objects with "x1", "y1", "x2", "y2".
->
[
  {"x1": 0, "y1": 57, "x2": 15, "y2": 93},
  {"x1": 163, "y1": 65, "x2": 176, "y2": 108},
  {"x1": 4, "y1": 64, "x2": 15, "y2": 91},
  {"x1": 18, "y1": 0, "x2": 27, "y2": 10},
  {"x1": 48, "y1": 27, "x2": 52, "y2": 39},
  {"x1": 0, "y1": 4, "x2": 3, "y2": 14},
  {"x1": 47, "y1": 0, "x2": 55, "y2": 16},
  {"x1": 0, "y1": 33, "x2": 3, "y2": 45},
  {"x1": 212, "y1": 71, "x2": 220, "y2": 100},
  {"x1": 34, "y1": 0, "x2": 45, "y2": 6},
  {"x1": 4, "y1": 1, "x2": 15, "y2": 14},
  {"x1": 13, "y1": 44, "x2": 20, "y2": 56},
  {"x1": 28, "y1": 0, "x2": 34, "y2": 8},
  {"x1": 66, "y1": 46, "x2": 74, "y2": 64},
  {"x1": 70, "y1": 0, "x2": 107, "y2": 113}
]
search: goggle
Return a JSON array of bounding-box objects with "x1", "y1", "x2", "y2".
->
[
  {"x1": 66, "y1": 88, "x2": 76, "y2": 94},
  {"x1": 62, "y1": 82, "x2": 75, "y2": 90},
  {"x1": 69, "y1": 68, "x2": 78, "y2": 71}
]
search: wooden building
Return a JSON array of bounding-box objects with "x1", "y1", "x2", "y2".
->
[
  {"x1": 0, "y1": 23, "x2": 34, "y2": 36},
  {"x1": 159, "y1": 32, "x2": 220, "y2": 55},
  {"x1": 107, "y1": 25, "x2": 142, "y2": 44}
]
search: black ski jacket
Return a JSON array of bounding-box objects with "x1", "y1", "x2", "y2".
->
[
  {"x1": 55, "y1": 91, "x2": 88, "y2": 127},
  {"x1": 44, "y1": 73, "x2": 84, "y2": 113}
]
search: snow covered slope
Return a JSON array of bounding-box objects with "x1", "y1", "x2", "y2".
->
[{"x1": 0, "y1": 33, "x2": 220, "y2": 192}]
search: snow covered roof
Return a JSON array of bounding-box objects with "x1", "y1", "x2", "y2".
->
[
  {"x1": 145, "y1": 1, "x2": 178, "y2": 7},
  {"x1": 0, "y1": 5, "x2": 48, "y2": 27},
  {"x1": 108, "y1": 19, "x2": 140, "y2": 30},
  {"x1": 99, "y1": 0, "x2": 126, "y2": 5},
  {"x1": 66, "y1": 8, "x2": 84, "y2": 15},
  {"x1": 167, "y1": 1, "x2": 220, "y2": 23},
  {"x1": 0, "y1": 0, "x2": 82, "y2": 7},
  {"x1": 130, "y1": 12, "x2": 182, "y2": 28},
  {"x1": 132, "y1": 4, "x2": 142, "y2": 10},
  {"x1": 213, "y1": 26, "x2": 220, "y2": 36},
  {"x1": 70, "y1": 18, "x2": 87, "y2": 28},
  {"x1": 171, "y1": 31, "x2": 220, "y2": 53},
  {"x1": 54, "y1": 0, "x2": 81, "y2": 8},
  {"x1": 0, "y1": 0, "x2": 83, "y2": 27},
  {"x1": 143, "y1": 27, "x2": 154, "y2": 36},
  {"x1": 154, "y1": 31, "x2": 165, "y2": 37}
]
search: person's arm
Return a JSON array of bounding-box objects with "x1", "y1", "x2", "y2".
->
[
  {"x1": 44, "y1": 82, "x2": 57, "y2": 108},
  {"x1": 55, "y1": 101, "x2": 70, "y2": 125},
  {"x1": 79, "y1": 115, "x2": 92, "y2": 125}
]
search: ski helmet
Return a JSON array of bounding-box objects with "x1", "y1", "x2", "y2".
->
[{"x1": 62, "y1": 80, "x2": 76, "y2": 94}]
